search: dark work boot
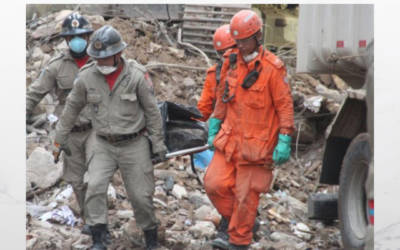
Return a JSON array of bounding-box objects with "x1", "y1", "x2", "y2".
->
[
  {"x1": 82, "y1": 225, "x2": 112, "y2": 245},
  {"x1": 89, "y1": 224, "x2": 107, "y2": 250},
  {"x1": 144, "y1": 227, "x2": 161, "y2": 250},
  {"x1": 81, "y1": 225, "x2": 91, "y2": 235},
  {"x1": 212, "y1": 217, "x2": 260, "y2": 249},
  {"x1": 104, "y1": 228, "x2": 112, "y2": 245},
  {"x1": 229, "y1": 243, "x2": 250, "y2": 250},
  {"x1": 252, "y1": 218, "x2": 260, "y2": 240},
  {"x1": 211, "y1": 217, "x2": 229, "y2": 249}
]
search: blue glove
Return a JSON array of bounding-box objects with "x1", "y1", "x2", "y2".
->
[
  {"x1": 207, "y1": 118, "x2": 222, "y2": 151},
  {"x1": 273, "y1": 134, "x2": 292, "y2": 165}
]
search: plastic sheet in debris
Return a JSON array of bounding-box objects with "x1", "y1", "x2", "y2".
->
[
  {"x1": 157, "y1": 101, "x2": 207, "y2": 153},
  {"x1": 39, "y1": 205, "x2": 81, "y2": 226},
  {"x1": 193, "y1": 149, "x2": 214, "y2": 169}
]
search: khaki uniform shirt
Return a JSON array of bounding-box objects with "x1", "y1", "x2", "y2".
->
[
  {"x1": 55, "y1": 57, "x2": 166, "y2": 153},
  {"x1": 26, "y1": 51, "x2": 92, "y2": 126}
]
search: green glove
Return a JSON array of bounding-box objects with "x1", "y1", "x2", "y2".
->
[
  {"x1": 273, "y1": 134, "x2": 292, "y2": 165},
  {"x1": 207, "y1": 118, "x2": 222, "y2": 151}
]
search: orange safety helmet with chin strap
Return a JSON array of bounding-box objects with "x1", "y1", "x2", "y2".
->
[
  {"x1": 230, "y1": 10, "x2": 262, "y2": 40},
  {"x1": 213, "y1": 24, "x2": 236, "y2": 51}
]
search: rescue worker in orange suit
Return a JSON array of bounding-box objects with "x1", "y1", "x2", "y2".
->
[
  {"x1": 197, "y1": 24, "x2": 236, "y2": 122},
  {"x1": 197, "y1": 24, "x2": 238, "y2": 249},
  {"x1": 192, "y1": 25, "x2": 235, "y2": 171},
  {"x1": 204, "y1": 10, "x2": 295, "y2": 250}
]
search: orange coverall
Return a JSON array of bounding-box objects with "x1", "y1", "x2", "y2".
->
[
  {"x1": 204, "y1": 46, "x2": 295, "y2": 245},
  {"x1": 197, "y1": 64, "x2": 221, "y2": 121}
]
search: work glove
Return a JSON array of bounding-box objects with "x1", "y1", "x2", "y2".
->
[
  {"x1": 53, "y1": 142, "x2": 72, "y2": 164},
  {"x1": 272, "y1": 134, "x2": 292, "y2": 165},
  {"x1": 156, "y1": 149, "x2": 168, "y2": 162},
  {"x1": 207, "y1": 118, "x2": 222, "y2": 151},
  {"x1": 152, "y1": 149, "x2": 168, "y2": 164}
]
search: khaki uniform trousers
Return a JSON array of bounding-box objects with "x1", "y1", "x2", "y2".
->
[
  {"x1": 84, "y1": 135, "x2": 160, "y2": 230},
  {"x1": 63, "y1": 128, "x2": 96, "y2": 217}
]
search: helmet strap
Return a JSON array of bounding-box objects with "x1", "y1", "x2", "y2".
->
[{"x1": 113, "y1": 54, "x2": 120, "y2": 67}]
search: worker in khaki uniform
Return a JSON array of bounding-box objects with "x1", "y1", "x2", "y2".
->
[
  {"x1": 55, "y1": 25, "x2": 167, "y2": 250},
  {"x1": 27, "y1": 13, "x2": 95, "y2": 219},
  {"x1": 204, "y1": 10, "x2": 295, "y2": 250}
]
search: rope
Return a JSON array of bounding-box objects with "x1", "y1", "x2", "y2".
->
[{"x1": 295, "y1": 122, "x2": 321, "y2": 195}]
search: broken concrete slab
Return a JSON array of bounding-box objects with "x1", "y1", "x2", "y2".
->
[
  {"x1": 189, "y1": 221, "x2": 215, "y2": 239},
  {"x1": 116, "y1": 210, "x2": 134, "y2": 220},
  {"x1": 171, "y1": 184, "x2": 188, "y2": 200},
  {"x1": 26, "y1": 147, "x2": 63, "y2": 190},
  {"x1": 123, "y1": 219, "x2": 145, "y2": 248},
  {"x1": 279, "y1": 196, "x2": 308, "y2": 223},
  {"x1": 32, "y1": 47, "x2": 44, "y2": 61},
  {"x1": 270, "y1": 232, "x2": 303, "y2": 244},
  {"x1": 194, "y1": 205, "x2": 212, "y2": 221}
]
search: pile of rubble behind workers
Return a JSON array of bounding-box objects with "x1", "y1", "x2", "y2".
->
[{"x1": 26, "y1": 9, "x2": 350, "y2": 250}]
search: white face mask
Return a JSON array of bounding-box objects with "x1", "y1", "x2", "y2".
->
[
  {"x1": 97, "y1": 65, "x2": 117, "y2": 75},
  {"x1": 243, "y1": 51, "x2": 259, "y2": 63}
]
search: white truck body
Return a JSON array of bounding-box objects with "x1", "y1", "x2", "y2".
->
[{"x1": 296, "y1": 4, "x2": 374, "y2": 89}]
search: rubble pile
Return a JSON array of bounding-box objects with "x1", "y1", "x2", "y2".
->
[
  {"x1": 26, "y1": 11, "x2": 210, "y2": 110},
  {"x1": 26, "y1": 9, "x2": 349, "y2": 250},
  {"x1": 26, "y1": 141, "x2": 342, "y2": 250}
]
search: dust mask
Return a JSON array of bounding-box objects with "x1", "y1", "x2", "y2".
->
[
  {"x1": 97, "y1": 65, "x2": 117, "y2": 75},
  {"x1": 243, "y1": 51, "x2": 259, "y2": 63},
  {"x1": 69, "y1": 37, "x2": 87, "y2": 54}
]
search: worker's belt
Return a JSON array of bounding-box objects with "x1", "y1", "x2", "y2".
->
[
  {"x1": 71, "y1": 123, "x2": 93, "y2": 133},
  {"x1": 98, "y1": 127, "x2": 147, "y2": 143}
]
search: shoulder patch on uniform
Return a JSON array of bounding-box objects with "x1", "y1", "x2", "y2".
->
[
  {"x1": 132, "y1": 63, "x2": 147, "y2": 73},
  {"x1": 206, "y1": 64, "x2": 217, "y2": 74},
  {"x1": 281, "y1": 71, "x2": 289, "y2": 84},
  {"x1": 265, "y1": 52, "x2": 284, "y2": 69},
  {"x1": 47, "y1": 53, "x2": 65, "y2": 65},
  {"x1": 144, "y1": 73, "x2": 155, "y2": 95}
]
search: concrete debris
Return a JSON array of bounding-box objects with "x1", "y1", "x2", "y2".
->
[
  {"x1": 171, "y1": 184, "x2": 188, "y2": 200},
  {"x1": 31, "y1": 47, "x2": 44, "y2": 61},
  {"x1": 189, "y1": 221, "x2": 216, "y2": 239},
  {"x1": 270, "y1": 231, "x2": 303, "y2": 244},
  {"x1": 194, "y1": 205, "x2": 213, "y2": 221},
  {"x1": 116, "y1": 210, "x2": 134, "y2": 220},
  {"x1": 26, "y1": 147, "x2": 63, "y2": 190}
]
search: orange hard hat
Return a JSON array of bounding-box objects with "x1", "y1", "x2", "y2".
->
[
  {"x1": 230, "y1": 10, "x2": 262, "y2": 40},
  {"x1": 213, "y1": 24, "x2": 236, "y2": 51}
]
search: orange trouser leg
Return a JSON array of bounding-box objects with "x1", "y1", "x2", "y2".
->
[
  {"x1": 228, "y1": 164, "x2": 273, "y2": 245},
  {"x1": 204, "y1": 150, "x2": 274, "y2": 245},
  {"x1": 204, "y1": 149, "x2": 236, "y2": 221}
]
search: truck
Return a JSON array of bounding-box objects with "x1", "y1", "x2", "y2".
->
[{"x1": 296, "y1": 4, "x2": 374, "y2": 250}]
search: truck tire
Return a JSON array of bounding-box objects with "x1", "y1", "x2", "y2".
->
[{"x1": 339, "y1": 133, "x2": 371, "y2": 250}]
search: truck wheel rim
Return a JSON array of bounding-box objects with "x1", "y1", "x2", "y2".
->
[{"x1": 348, "y1": 159, "x2": 369, "y2": 240}]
